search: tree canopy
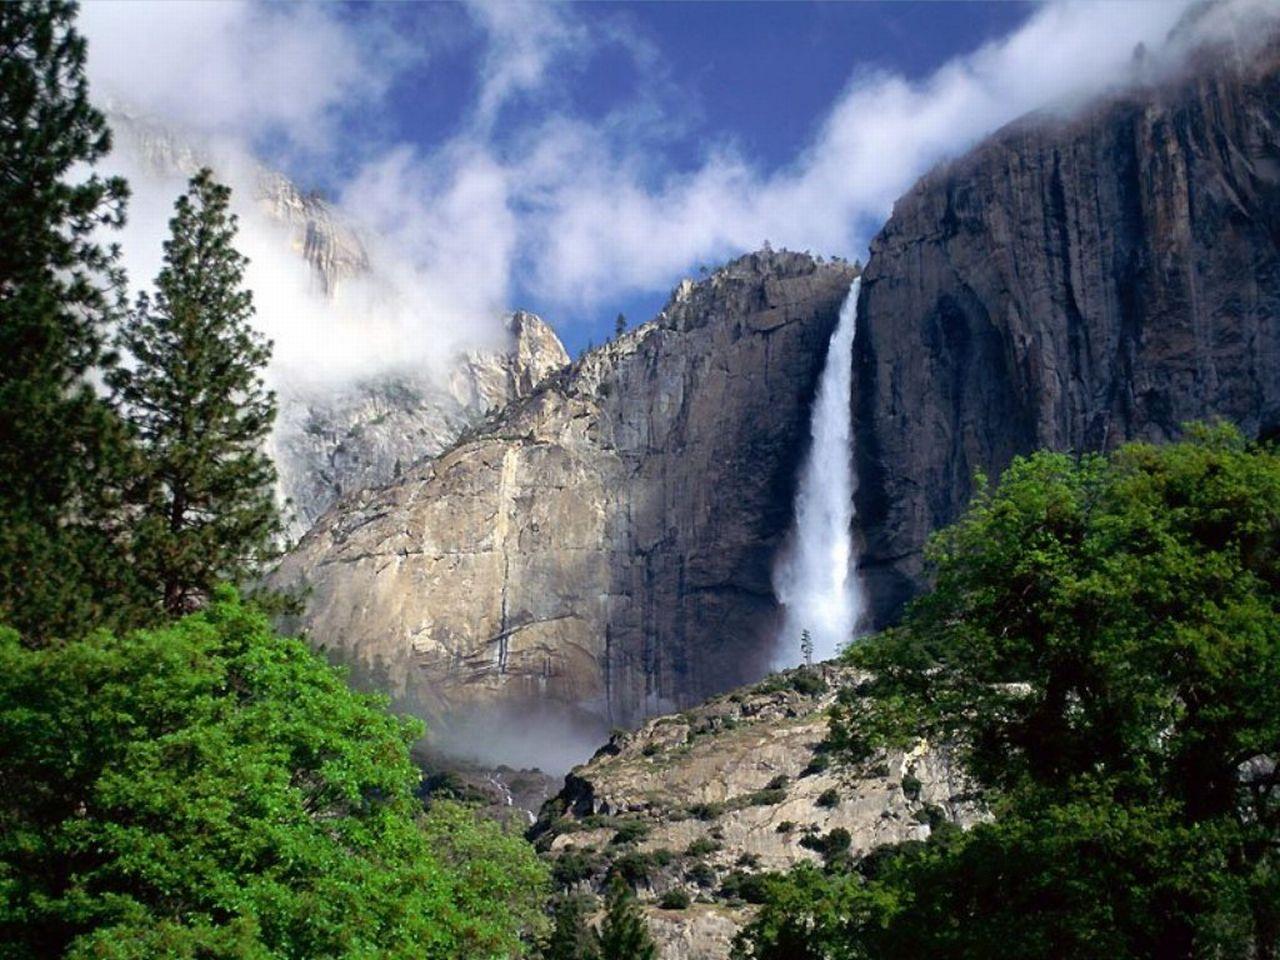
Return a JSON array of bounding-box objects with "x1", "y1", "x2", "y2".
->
[
  {"x1": 112, "y1": 169, "x2": 282, "y2": 617},
  {"x1": 737, "y1": 424, "x2": 1280, "y2": 959},
  {"x1": 0, "y1": 0, "x2": 140, "y2": 640},
  {"x1": 0, "y1": 590, "x2": 549, "y2": 958}
]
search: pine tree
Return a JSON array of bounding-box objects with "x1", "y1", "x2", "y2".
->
[
  {"x1": 594, "y1": 876, "x2": 656, "y2": 960},
  {"x1": 614, "y1": 313, "x2": 626, "y2": 337},
  {"x1": 112, "y1": 169, "x2": 281, "y2": 616},
  {"x1": 0, "y1": 0, "x2": 141, "y2": 640},
  {"x1": 543, "y1": 894, "x2": 598, "y2": 960},
  {"x1": 800, "y1": 629, "x2": 814, "y2": 667}
]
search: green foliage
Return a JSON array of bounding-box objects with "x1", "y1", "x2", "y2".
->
[
  {"x1": 801, "y1": 750, "x2": 831, "y2": 777},
  {"x1": 609, "y1": 819, "x2": 650, "y2": 845},
  {"x1": 685, "y1": 837, "x2": 722, "y2": 857},
  {"x1": 815, "y1": 787, "x2": 840, "y2": 808},
  {"x1": 688, "y1": 801, "x2": 725, "y2": 820},
  {"x1": 0, "y1": 0, "x2": 143, "y2": 641},
  {"x1": 685, "y1": 862, "x2": 717, "y2": 887},
  {"x1": 112, "y1": 169, "x2": 282, "y2": 617},
  {"x1": 594, "y1": 876, "x2": 657, "y2": 960},
  {"x1": 0, "y1": 590, "x2": 549, "y2": 958},
  {"x1": 741, "y1": 426, "x2": 1280, "y2": 959},
  {"x1": 553, "y1": 848, "x2": 604, "y2": 888},
  {"x1": 719, "y1": 871, "x2": 774, "y2": 905},
  {"x1": 607, "y1": 848, "x2": 670, "y2": 888},
  {"x1": 900, "y1": 772, "x2": 922, "y2": 801},
  {"x1": 800, "y1": 629, "x2": 814, "y2": 666},
  {"x1": 730, "y1": 864, "x2": 897, "y2": 960},
  {"x1": 659, "y1": 888, "x2": 691, "y2": 910},
  {"x1": 614, "y1": 313, "x2": 627, "y2": 337},
  {"x1": 541, "y1": 894, "x2": 598, "y2": 960}
]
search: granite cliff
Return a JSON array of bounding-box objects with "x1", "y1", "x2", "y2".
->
[
  {"x1": 854, "y1": 29, "x2": 1280, "y2": 624},
  {"x1": 274, "y1": 252, "x2": 859, "y2": 758}
]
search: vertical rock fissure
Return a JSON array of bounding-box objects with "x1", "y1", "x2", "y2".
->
[
  {"x1": 494, "y1": 448, "x2": 519, "y2": 675},
  {"x1": 772, "y1": 278, "x2": 866, "y2": 664}
]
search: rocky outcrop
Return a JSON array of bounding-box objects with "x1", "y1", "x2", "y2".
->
[
  {"x1": 530, "y1": 665, "x2": 980, "y2": 960},
  {"x1": 273, "y1": 312, "x2": 569, "y2": 536},
  {"x1": 274, "y1": 252, "x2": 859, "y2": 751},
  {"x1": 854, "y1": 30, "x2": 1280, "y2": 625}
]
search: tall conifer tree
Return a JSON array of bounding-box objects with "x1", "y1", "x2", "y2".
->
[
  {"x1": 113, "y1": 169, "x2": 281, "y2": 616},
  {"x1": 0, "y1": 0, "x2": 139, "y2": 640},
  {"x1": 594, "y1": 877, "x2": 657, "y2": 960}
]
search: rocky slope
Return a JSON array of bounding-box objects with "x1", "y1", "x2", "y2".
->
[
  {"x1": 272, "y1": 311, "x2": 568, "y2": 536},
  {"x1": 530, "y1": 665, "x2": 980, "y2": 959},
  {"x1": 854, "y1": 28, "x2": 1280, "y2": 624},
  {"x1": 109, "y1": 110, "x2": 570, "y2": 539},
  {"x1": 274, "y1": 252, "x2": 859, "y2": 756}
]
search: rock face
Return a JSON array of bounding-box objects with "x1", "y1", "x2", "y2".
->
[
  {"x1": 273, "y1": 311, "x2": 568, "y2": 536},
  {"x1": 274, "y1": 253, "x2": 859, "y2": 751},
  {"x1": 109, "y1": 111, "x2": 570, "y2": 539},
  {"x1": 530, "y1": 666, "x2": 980, "y2": 960},
  {"x1": 854, "y1": 33, "x2": 1280, "y2": 625}
]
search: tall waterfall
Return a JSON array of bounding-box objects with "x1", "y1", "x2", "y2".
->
[{"x1": 773, "y1": 277, "x2": 864, "y2": 665}]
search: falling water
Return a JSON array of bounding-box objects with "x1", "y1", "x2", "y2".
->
[{"x1": 773, "y1": 277, "x2": 864, "y2": 665}]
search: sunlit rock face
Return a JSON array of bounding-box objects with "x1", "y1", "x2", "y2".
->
[
  {"x1": 854, "y1": 30, "x2": 1280, "y2": 626},
  {"x1": 108, "y1": 112, "x2": 570, "y2": 539},
  {"x1": 273, "y1": 251, "x2": 859, "y2": 757},
  {"x1": 272, "y1": 311, "x2": 569, "y2": 538}
]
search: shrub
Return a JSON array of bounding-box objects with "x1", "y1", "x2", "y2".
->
[
  {"x1": 789, "y1": 669, "x2": 829, "y2": 696},
  {"x1": 690, "y1": 802, "x2": 725, "y2": 821},
  {"x1": 660, "y1": 888, "x2": 692, "y2": 910},
  {"x1": 685, "y1": 862, "x2": 717, "y2": 887},
  {"x1": 801, "y1": 753, "x2": 831, "y2": 777},
  {"x1": 553, "y1": 848, "x2": 602, "y2": 886},
  {"x1": 747, "y1": 788, "x2": 788, "y2": 806},
  {"x1": 719, "y1": 870, "x2": 772, "y2": 904},
  {"x1": 775, "y1": 820, "x2": 796, "y2": 834},
  {"x1": 816, "y1": 788, "x2": 841, "y2": 809},
  {"x1": 901, "y1": 772, "x2": 923, "y2": 801},
  {"x1": 766, "y1": 774, "x2": 791, "y2": 791},
  {"x1": 610, "y1": 820, "x2": 651, "y2": 845},
  {"x1": 686, "y1": 837, "x2": 723, "y2": 857}
]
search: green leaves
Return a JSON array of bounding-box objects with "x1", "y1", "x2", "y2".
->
[
  {"x1": 0, "y1": 0, "x2": 141, "y2": 641},
  {"x1": 0, "y1": 591, "x2": 549, "y2": 958},
  {"x1": 112, "y1": 169, "x2": 283, "y2": 617},
  {"x1": 744, "y1": 425, "x2": 1280, "y2": 959}
]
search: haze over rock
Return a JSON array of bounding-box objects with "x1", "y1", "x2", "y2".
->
[
  {"x1": 107, "y1": 110, "x2": 570, "y2": 539},
  {"x1": 273, "y1": 251, "x2": 858, "y2": 763}
]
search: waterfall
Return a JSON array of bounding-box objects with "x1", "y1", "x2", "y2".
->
[{"x1": 772, "y1": 277, "x2": 864, "y2": 665}]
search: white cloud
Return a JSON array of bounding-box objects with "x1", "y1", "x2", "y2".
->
[
  {"x1": 510, "y1": 0, "x2": 1205, "y2": 309},
  {"x1": 79, "y1": 1, "x2": 411, "y2": 150},
  {"x1": 465, "y1": 0, "x2": 590, "y2": 133},
  {"x1": 82, "y1": 0, "x2": 1273, "y2": 371}
]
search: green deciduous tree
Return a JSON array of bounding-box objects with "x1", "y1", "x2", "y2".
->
[
  {"x1": 112, "y1": 169, "x2": 282, "y2": 616},
  {"x1": 594, "y1": 876, "x2": 656, "y2": 960},
  {"x1": 738, "y1": 424, "x2": 1280, "y2": 959},
  {"x1": 0, "y1": 589, "x2": 549, "y2": 958},
  {"x1": 0, "y1": 0, "x2": 140, "y2": 640}
]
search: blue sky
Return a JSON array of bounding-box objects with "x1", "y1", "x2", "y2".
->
[
  {"x1": 81, "y1": 0, "x2": 1200, "y2": 373},
  {"x1": 354, "y1": 2, "x2": 1035, "y2": 348}
]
